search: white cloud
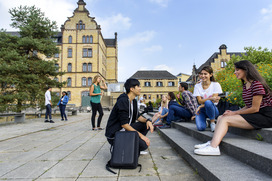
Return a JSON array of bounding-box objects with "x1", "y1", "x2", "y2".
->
[
  {"x1": 148, "y1": 0, "x2": 170, "y2": 7},
  {"x1": 0, "y1": 0, "x2": 76, "y2": 30},
  {"x1": 97, "y1": 13, "x2": 132, "y2": 38},
  {"x1": 260, "y1": 4, "x2": 272, "y2": 21},
  {"x1": 154, "y1": 64, "x2": 173, "y2": 72},
  {"x1": 119, "y1": 30, "x2": 156, "y2": 47},
  {"x1": 143, "y1": 45, "x2": 162, "y2": 52}
]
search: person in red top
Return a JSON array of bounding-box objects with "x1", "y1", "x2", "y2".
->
[{"x1": 194, "y1": 60, "x2": 272, "y2": 155}]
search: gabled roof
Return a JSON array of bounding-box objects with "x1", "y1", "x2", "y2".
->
[{"x1": 130, "y1": 70, "x2": 177, "y2": 80}]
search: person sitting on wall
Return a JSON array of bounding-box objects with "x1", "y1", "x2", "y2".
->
[{"x1": 105, "y1": 78, "x2": 154, "y2": 153}]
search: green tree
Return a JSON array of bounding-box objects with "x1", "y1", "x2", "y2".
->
[
  {"x1": 0, "y1": 6, "x2": 65, "y2": 112},
  {"x1": 216, "y1": 46, "x2": 272, "y2": 107}
]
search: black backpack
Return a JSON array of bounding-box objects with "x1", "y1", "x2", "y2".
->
[{"x1": 106, "y1": 131, "x2": 142, "y2": 174}]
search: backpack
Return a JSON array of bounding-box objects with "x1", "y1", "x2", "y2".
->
[{"x1": 106, "y1": 131, "x2": 142, "y2": 174}]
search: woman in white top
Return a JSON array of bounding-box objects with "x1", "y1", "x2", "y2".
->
[{"x1": 193, "y1": 66, "x2": 222, "y2": 132}]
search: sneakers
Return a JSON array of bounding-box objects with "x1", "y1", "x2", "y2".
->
[
  {"x1": 194, "y1": 145, "x2": 220, "y2": 156},
  {"x1": 44, "y1": 120, "x2": 50, "y2": 123},
  {"x1": 159, "y1": 124, "x2": 171, "y2": 129},
  {"x1": 194, "y1": 141, "x2": 211, "y2": 149},
  {"x1": 140, "y1": 151, "x2": 149, "y2": 155},
  {"x1": 49, "y1": 120, "x2": 55, "y2": 123},
  {"x1": 210, "y1": 122, "x2": 216, "y2": 132}
]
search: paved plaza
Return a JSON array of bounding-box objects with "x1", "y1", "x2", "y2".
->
[{"x1": 0, "y1": 112, "x2": 202, "y2": 181}]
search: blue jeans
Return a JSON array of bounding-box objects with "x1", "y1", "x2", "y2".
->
[
  {"x1": 166, "y1": 105, "x2": 192, "y2": 125},
  {"x1": 59, "y1": 104, "x2": 67, "y2": 120},
  {"x1": 154, "y1": 108, "x2": 168, "y2": 124},
  {"x1": 45, "y1": 104, "x2": 52, "y2": 120},
  {"x1": 195, "y1": 100, "x2": 219, "y2": 131}
]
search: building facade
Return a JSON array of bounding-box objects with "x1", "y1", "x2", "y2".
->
[
  {"x1": 50, "y1": 0, "x2": 118, "y2": 107},
  {"x1": 176, "y1": 73, "x2": 190, "y2": 83},
  {"x1": 130, "y1": 70, "x2": 178, "y2": 103},
  {"x1": 187, "y1": 44, "x2": 244, "y2": 84}
]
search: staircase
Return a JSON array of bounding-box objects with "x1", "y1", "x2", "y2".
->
[{"x1": 146, "y1": 114, "x2": 272, "y2": 180}]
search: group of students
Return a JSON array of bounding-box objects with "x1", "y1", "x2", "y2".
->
[{"x1": 103, "y1": 60, "x2": 272, "y2": 156}]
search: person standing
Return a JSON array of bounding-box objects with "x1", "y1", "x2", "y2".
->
[
  {"x1": 89, "y1": 75, "x2": 108, "y2": 130},
  {"x1": 193, "y1": 66, "x2": 222, "y2": 132},
  {"x1": 57, "y1": 91, "x2": 69, "y2": 121},
  {"x1": 45, "y1": 87, "x2": 54, "y2": 123}
]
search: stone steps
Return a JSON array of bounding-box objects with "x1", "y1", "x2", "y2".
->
[{"x1": 156, "y1": 125, "x2": 272, "y2": 180}]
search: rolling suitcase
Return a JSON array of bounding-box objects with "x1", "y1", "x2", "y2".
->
[{"x1": 106, "y1": 131, "x2": 141, "y2": 174}]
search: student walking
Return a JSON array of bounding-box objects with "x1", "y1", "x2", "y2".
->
[
  {"x1": 45, "y1": 87, "x2": 54, "y2": 123},
  {"x1": 194, "y1": 60, "x2": 272, "y2": 155},
  {"x1": 57, "y1": 91, "x2": 69, "y2": 121},
  {"x1": 193, "y1": 66, "x2": 222, "y2": 132},
  {"x1": 89, "y1": 75, "x2": 108, "y2": 130}
]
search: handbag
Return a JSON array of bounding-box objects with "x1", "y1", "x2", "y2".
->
[{"x1": 106, "y1": 131, "x2": 142, "y2": 174}]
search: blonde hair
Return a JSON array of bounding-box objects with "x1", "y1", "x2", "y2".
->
[
  {"x1": 93, "y1": 75, "x2": 100, "y2": 85},
  {"x1": 161, "y1": 95, "x2": 168, "y2": 109}
]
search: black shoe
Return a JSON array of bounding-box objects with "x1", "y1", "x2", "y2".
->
[
  {"x1": 49, "y1": 120, "x2": 55, "y2": 123},
  {"x1": 61, "y1": 119, "x2": 64, "y2": 121},
  {"x1": 44, "y1": 120, "x2": 50, "y2": 123}
]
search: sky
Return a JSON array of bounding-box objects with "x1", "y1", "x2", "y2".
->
[{"x1": 1, "y1": 0, "x2": 272, "y2": 82}]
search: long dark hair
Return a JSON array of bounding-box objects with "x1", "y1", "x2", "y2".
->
[
  {"x1": 200, "y1": 66, "x2": 216, "y2": 82},
  {"x1": 234, "y1": 60, "x2": 272, "y2": 95},
  {"x1": 168, "y1": 92, "x2": 176, "y2": 101}
]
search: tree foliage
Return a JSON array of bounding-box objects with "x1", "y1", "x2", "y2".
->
[
  {"x1": 216, "y1": 47, "x2": 272, "y2": 107},
  {"x1": 0, "y1": 6, "x2": 65, "y2": 112}
]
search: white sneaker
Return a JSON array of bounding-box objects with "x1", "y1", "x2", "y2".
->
[
  {"x1": 194, "y1": 145, "x2": 220, "y2": 156},
  {"x1": 140, "y1": 151, "x2": 148, "y2": 155},
  {"x1": 210, "y1": 122, "x2": 216, "y2": 132},
  {"x1": 194, "y1": 141, "x2": 211, "y2": 149}
]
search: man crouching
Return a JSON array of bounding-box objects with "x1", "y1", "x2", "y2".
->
[{"x1": 105, "y1": 78, "x2": 154, "y2": 152}]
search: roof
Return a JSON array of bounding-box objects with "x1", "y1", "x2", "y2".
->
[
  {"x1": 104, "y1": 39, "x2": 116, "y2": 47},
  {"x1": 130, "y1": 70, "x2": 177, "y2": 80},
  {"x1": 176, "y1": 72, "x2": 190, "y2": 76}
]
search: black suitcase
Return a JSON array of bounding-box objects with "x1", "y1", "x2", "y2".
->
[{"x1": 106, "y1": 131, "x2": 141, "y2": 174}]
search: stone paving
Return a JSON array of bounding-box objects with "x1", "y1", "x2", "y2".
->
[{"x1": 0, "y1": 112, "x2": 202, "y2": 181}]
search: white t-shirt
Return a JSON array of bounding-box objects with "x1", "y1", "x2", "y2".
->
[
  {"x1": 193, "y1": 82, "x2": 223, "y2": 100},
  {"x1": 45, "y1": 90, "x2": 51, "y2": 105}
]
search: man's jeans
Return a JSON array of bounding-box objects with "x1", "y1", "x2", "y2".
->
[
  {"x1": 195, "y1": 100, "x2": 219, "y2": 131},
  {"x1": 45, "y1": 104, "x2": 52, "y2": 120},
  {"x1": 166, "y1": 105, "x2": 192, "y2": 125}
]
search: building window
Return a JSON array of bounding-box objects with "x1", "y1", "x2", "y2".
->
[
  {"x1": 88, "y1": 63, "x2": 92, "y2": 72},
  {"x1": 68, "y1": 35, "x2": 72, "y2": 43},
  {"x1": 54, "y1": 53, "x2": 59, "y2": 58},
  {"x1": 68, "y1": 63, "x2": 72, "y2": 72},
  {"x1": 55, "y1": 64, "x2": 59, "y2": 72},
  {"x1": 144, "y1": 82, "x2": 151, "y2": 87},
  {"x1": 148, "y1": 95, "x2": 151, "y2": 99},
  {"x1": 83, "y1": 48, "x2": 92, "y2": 57},
  {"x1": 77, "y1": 20, "x2": 85, "y2": 30},
  {"x1": 179, "y1": 78, "x2": 181, "y2": 82},
  {"x1": 221, "y1": 61, "x2": 227, "y2": 68},
  {"x1": 68, "y1": 48, "x2": 72, "y2": 58},
  {"x1": 90, "y1": 35, "x2": 93, "y2": 43},
  {"x1": 67, "y1": 91, "x2": 71, "y2": 100},
  {"x1": 83, "y1": 63, "x2": 87, "y2": 72},
  {"x1": 82, "y1": 36, "x2": 86, "y2": 43},
  {"x1": 67, "y1": 78, "x2": 72, "y2": 87},
  {"x1": 82, "y1": 77, "x2": 87, "y2": 87},
  {"x1": 168, "y1": 82, "x2": 175, "y2": 87},
  {"x1": 86, "y1": 36, "x2": 89, "y2": 43},
  {"x1": 156, "y1": 82, "x2": 163, "y2": 87},
  {"x1": 88, "y1": 77, "x2": 92, "y2": 86},
  {"x1": 82, "y1": 91, "x2": 89, "y2": 97},
  {"x1": 54, "y1": 77, "x2": 59, "y2": 82}
]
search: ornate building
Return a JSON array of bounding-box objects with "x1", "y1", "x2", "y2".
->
[{"x1": 51, "y1": 0, "x2": 118, "y2": 106}]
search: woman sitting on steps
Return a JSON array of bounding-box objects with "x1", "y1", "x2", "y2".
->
[{"x1": 194, "y1": 60, "x2": 272, "y2": 156}]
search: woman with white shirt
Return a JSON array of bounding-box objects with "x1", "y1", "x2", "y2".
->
[{"x1": 193, "y1": 66, "x2": 222, "y2": 132}]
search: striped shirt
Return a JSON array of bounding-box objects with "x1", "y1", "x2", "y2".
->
[{"x1": 242, "y1": 81, "x2": 272, "y2": 108}]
